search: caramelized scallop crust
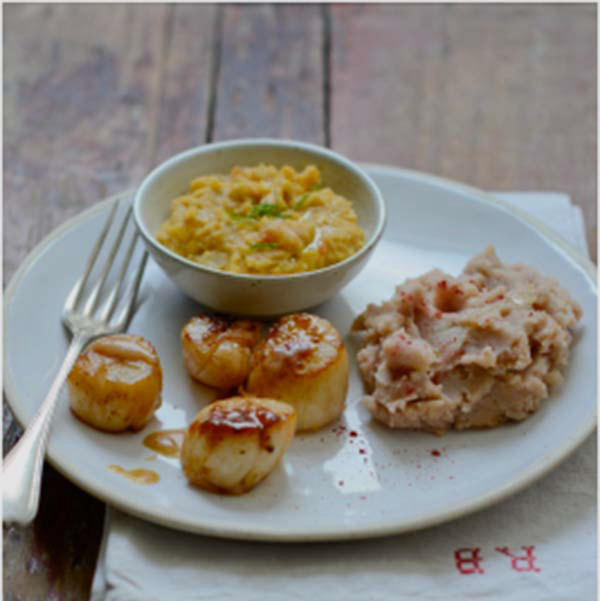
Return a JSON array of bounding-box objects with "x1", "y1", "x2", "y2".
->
[
  {"x1": 247, "y1": 313, "x2": 349, "y2": 432},
  {"x1": 181, "y1": 315, "x2": 262, "y2": 389},
  {"x1": 180, "y1": 396, "x2": 296, "y2": 494},
  {"x1": 67, "y1": 334, "x2": 162, "y2": 432}
]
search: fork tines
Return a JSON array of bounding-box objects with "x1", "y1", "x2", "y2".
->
[{"x1": 64, "y1": 198, "x2": 148, "y2": 331}]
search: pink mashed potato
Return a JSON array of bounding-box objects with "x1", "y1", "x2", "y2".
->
[{"x1": 353, "y1": 247, "x2": 582, "y2": 435}]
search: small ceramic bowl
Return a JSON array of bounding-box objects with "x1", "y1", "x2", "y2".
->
[{"x1": 133, "y1": 138, "x2": 386, "y2": 317}]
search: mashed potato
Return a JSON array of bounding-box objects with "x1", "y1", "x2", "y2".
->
[
  {"x1": 156, "y1": 164, "x2": 365, "y2": 275},
  {"x1": 353, "y1": 247, "x2": 582, "y2": 434}
]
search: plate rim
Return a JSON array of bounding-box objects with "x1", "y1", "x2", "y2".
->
[{"x1": 3, "y1": 164, "x2": 597, "y2": 542}]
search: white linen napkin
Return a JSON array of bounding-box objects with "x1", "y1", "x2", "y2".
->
[{"x1": 91, "y1": 192, "x2": 596, "y2": 601}]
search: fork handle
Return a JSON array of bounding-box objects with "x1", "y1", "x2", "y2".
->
[{"x1": 3, "y1": 333, "x2": 90, "y2": 524}]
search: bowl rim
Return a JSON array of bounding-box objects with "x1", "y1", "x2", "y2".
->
[{"x1": 132, "y1": 138, "x2": 387, "y2": 281}]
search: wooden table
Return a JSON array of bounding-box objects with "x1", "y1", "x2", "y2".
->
[{"x1": 3, "y1": 4, "x2": 596, "y2": 599}]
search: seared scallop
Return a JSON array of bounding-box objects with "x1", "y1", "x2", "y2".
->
[
  {"x1": 181, "y1": 316, "x2": 262, "y2": 389},
  {"x1": 246, "y1": 313, "x2": 349, "y2": 432},
  {"x1": 180, "y1": 396, "x2": 296, "y2": 494},
  {"x1": 67, "y1": 334, "x2": 162, "y2": 432}
]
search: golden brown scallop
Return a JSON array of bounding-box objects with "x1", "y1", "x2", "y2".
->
[
  {"x1": 67, "y1": 334, "x2": 162, "y2": 432},
  {"x1": 180, "y1": 396, "x2": 296, "y2": 494},
  {"x1": 246, "y1": 313, "x2": 349, "y2": 432},
  {"x1": 181, "y1": 316, "x2": 262, "y2": 389}
]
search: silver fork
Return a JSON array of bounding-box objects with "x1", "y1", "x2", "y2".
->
[{"x1": 3, "y1": 199, "x2": 149, "y2": 524}]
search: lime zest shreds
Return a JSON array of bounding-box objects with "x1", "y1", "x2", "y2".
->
[
  {"x1": 226, "y1": 209, "x2": 252, "y2": 221},
  {"x1": 293, "y1": 193, "x2": 309, "y2": 211},
  {"x1": 228, "y1": 204, "x2": 287, "y2": 222},
  {"x1": 248, "y1": 203, "x2": 284, "y2": 219},
  {"x1": 249, "y1": 242, "x2": 279, "y2": 251},
  {"x1": 293, "y1": 184, "x2": 323, "y2": 211}
]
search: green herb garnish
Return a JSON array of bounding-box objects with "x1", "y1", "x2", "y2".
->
[
  {"x1": 248, "y1": 203, "x2": 284, "y2": 219},
  {"x1": 293, "y1": 184, "x2": 323, "y2": 211},
  {"x1": 293, "y1": 193, "x2": 309, "y2": 211},
  {"x1": 250, "y1": 242, "x2": 279, "y2": 251},
  {"x1": 226, "y1": 209, "x2": 252, "y2": 221}
]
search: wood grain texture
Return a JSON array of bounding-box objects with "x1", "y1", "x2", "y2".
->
[
  {"x1": 3, "y1": 4, "x2": 597, "y2": 599},
  {"x1": 153, "y1": 4, "x2": 218, "y2": 164},
  {"x1": 3, "y1": 467, "x2": 105, "y2": 601},
  {"x1": 2, "y1": 4, "x2": 211, "y2": 600},
  {"x1": 3, "y1": 4, "x2": 168, "y2": 285},
  {"x1": 212, "y1": 4, "x2": 325, "y2": 143},
  {"x1": 330, "y1": 4, "x2": 597, "y2": 258}
]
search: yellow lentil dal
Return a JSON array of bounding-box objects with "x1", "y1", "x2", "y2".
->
[{"x1": 156, "y1": 164, "x2": 366, "y2": 275}]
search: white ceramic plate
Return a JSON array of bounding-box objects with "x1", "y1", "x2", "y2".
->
[{"x1": 4, "y1": 165, "x2": 596, "y2": 542}]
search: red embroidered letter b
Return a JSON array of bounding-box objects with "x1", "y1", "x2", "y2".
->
[
  {"x1": 495, "y1": 546, "x2": 541, "y2": 572},
  {"x1": 454, "y1": 548, "x2": 485, "y2": 574}
]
